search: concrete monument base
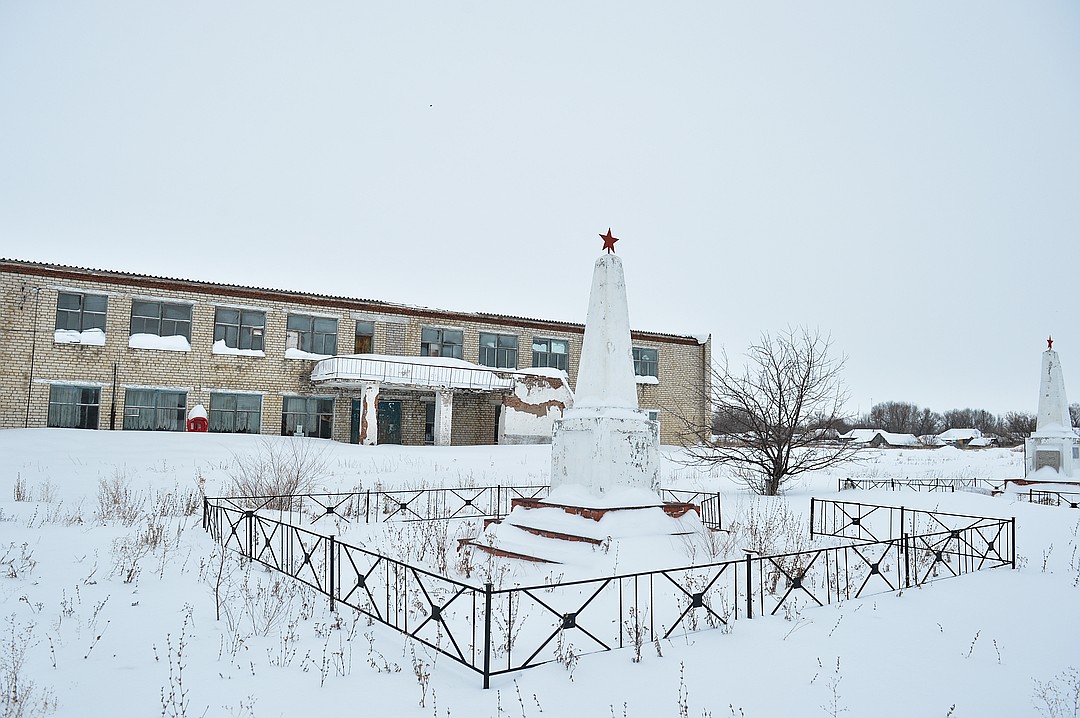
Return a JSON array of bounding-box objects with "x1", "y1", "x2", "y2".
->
[{"x1": 550, "y1": 410, "x2": 661, "y2": 498}]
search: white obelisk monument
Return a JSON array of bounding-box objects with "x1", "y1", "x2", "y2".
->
[
  {"x1": 1025, "y1": 337, "x2": 1080, "y2": 479},
  {"x1": 549, "y1": 229, "x2": 661, "y2": 499}
]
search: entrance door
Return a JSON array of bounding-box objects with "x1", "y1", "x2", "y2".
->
[
  {"x1": 377, "y1": 400, "x2": 402, "y2": 445},
  {"x1": 349, "y1": 399, "x2": 362, "y2": 444}
]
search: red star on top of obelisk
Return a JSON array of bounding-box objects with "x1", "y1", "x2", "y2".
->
[
  {"x1": 600, "y1": 228, "x2": 619, "y2": 254},
  {"x1": 1048, "y1": 336, "x2": 1054, "y2": 350}
]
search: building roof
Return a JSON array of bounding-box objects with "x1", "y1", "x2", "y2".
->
[
  {"x1": 1, "y1": 258, "x2": 708, "y2": 347},
  {"x1": 937, "y1": 428, "x2": 983, "y2": 441},
  {"x1": 838, "y1": 429, "x2": 919, "y2": 446}
]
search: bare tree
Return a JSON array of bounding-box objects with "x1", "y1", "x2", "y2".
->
[
  {"x1": 868, "y1": 401, "x2": 920, "y2": 434},
  {"x1": 1001, "y1": 411, "x2": 1036, "y2": 444},
  {"x1": 675, "y1": 328, "x2": 860, "y2": 496},
  {"x1": 912, "y1": 407, "x2": 945, "y2": 436},
  {"x1": 1071, "y1": 403, "x2": 1080, "y2": 429},
  {"x1": 942, "y1": 408, "x2": 999, "y2": 434}
]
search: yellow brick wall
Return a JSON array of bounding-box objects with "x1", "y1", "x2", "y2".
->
[{"x1": 0, "y1": 262, "x2": 711, "y2": 445}]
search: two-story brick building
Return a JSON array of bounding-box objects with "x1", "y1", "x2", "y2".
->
[{"x1": 0, "y1": 258, "x2": 711, "y2": 446}]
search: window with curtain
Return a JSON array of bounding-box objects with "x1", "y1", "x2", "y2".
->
[
  {"x1": 122, "y1": 389, "x2": 187, "y2": 431},
  {"x1": 47, "y1": 385, "x2": 100, "y2": 429},
  {"x1": 209, "y1": 393, "x2": 262, "y2": 434}
]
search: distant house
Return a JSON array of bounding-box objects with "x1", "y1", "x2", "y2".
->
[
  {"x1": 936, "y1": 428, "x2": 983, "y2": 447},
  {"x1": 838, "y1": 429, "x2": 881, "y2": 443},
  {"x1": 838, "y1": 429, "x2": 920, "y2": 448}
]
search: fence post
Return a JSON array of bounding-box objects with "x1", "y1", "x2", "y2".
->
[
  {"x1": 365, "y1": 490, "x2": 371, "y2": 524},
  {"x1": 744, "y1": 553, "x2": 753, "y2": 620},
  {"x1": 246, "y1": 511, "x2": 254, "y2": 559},
  {"x1": 202, "y1": 496, "x2": 209, "y2": 532},
  {"x1": 483, "y1": 582, "x2": 493, "y2": 689},
  {"x1": 1010, "y1": 517, "x2": 1016, "y2": 569},
  {"x1": 809, "y1": 498, "x2": 816, "y2": 538},
  {"x1": 902, "y1": 532, "x2": 910, "y2": 588},
  {"x1": 329, "y1": 534, "x2": 336, "y2": 613}
]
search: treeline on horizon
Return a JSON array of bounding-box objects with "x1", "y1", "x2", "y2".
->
[
  {"x1": 710, "y1": 401, "x2": 1080, "y2": 444},
  {"x1": 842, "y1": 401, "x2": 1080, "y2": 442}
]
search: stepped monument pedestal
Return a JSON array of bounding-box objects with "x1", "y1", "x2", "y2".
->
[{"x1": 465, "y1": 230, "x2": 712, "y2": 568}]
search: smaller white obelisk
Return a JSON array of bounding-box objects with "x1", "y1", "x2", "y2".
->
[
  {"x1": 1025, "y1": 337, "x2": 1080, "y2": 478},
  {"x1": 549, "y1": 233, "x2": 660, "y2": 498}
]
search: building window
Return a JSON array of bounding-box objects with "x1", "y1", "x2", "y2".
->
[
  {"x1": 55, "y1": 292, "x2": 107, "y2": 332},
  {"x1": 633, "y1": 347, "x2": 659, "y2": 378},
  {"x1": 209, "y1": 394, "x2": 262, "y2": 434},
  {"x1": 130, "y1": 300, "x2": 192, "y2": 340},
  {"x1": 421, "y1": 327, "x2": 463, "y2": 359},
  {"x1": 123, "y1": 389, "x2": 187, "y2": 431},
  {"x1": 479, "y1": 332, "x2": 518, "y2": 369},
  {"x1": 646, "y1": 409, "x2": 661, "y2": 429},
  {"x1": 287, "y1": 314, "x2": 338, "y2": 355},
  {"x1": 532, "y1": 337, "x2": 569, "y2": 371},
  {"x1": 47, "y1": 385, "x2": 100, "y2": 429},
  {"x1": 354, "y1": 321, "x2": 375, "y2": 354},
  {"x1": 425, "y1": 402, "x2": 435, "y2": 445},
  {"x1": 281, "y1": 397, "x2": 334, "y2": 439},
  {"x1": 214, "y1": 308, "x2": 265, "y2": 351}
]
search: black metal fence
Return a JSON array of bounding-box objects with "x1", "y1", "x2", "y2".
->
[
  {"x1": 203, "y1": 484, "x2": 723, "y2": 531},
  {"x1": 838, "y1": 477, "x2": 1007, "y2": 494},
  {"x1": 203, "y1": 494, "x2": 1013, "y2": 687},
  {"x1": 1018, "y1": 489, "x2": 1080, "y2": 509}
]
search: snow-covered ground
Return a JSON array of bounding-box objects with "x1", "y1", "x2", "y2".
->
[{"x1": 3, "y1": 429, "x2": 1079, "y2": 717}]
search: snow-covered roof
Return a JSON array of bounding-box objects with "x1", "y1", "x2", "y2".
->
[
  {"x1": 937, "y1": 428, "x2": 983, "y2": 441},
  {"x1": 838, "y1": 429, "x2": 919, "y2": 446},
  {"x1": 876, "y1": 431, "x2": 920, "y2": 446},
  {"x1": 311, "y1": 354, "x2": 516, "y2": 391},
  {"x1": 838, "y1": 429, "x2": 881, "y2": 442}
]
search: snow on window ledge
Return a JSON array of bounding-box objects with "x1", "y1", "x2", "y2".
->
[
  {"x1": 129, "y1": 334, "x2": 192, "y2": 352},
  {"x1": 285, "y1": 348, "x2": 333, "y2": 361},
  {"x1": 212, "y1": 339, "x2": 265, "y2": 358},
  {"x1": 635, "y1": 374, "x2": 660, "y2": 385},
  {"x1": 54, "y1": 328, "x2": 106, "y2": 346}
]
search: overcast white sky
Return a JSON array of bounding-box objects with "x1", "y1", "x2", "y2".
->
[{"x1": 1, "y1": 1, "x2": 1078, "y2": 417}]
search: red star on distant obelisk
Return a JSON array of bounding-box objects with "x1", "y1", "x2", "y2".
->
[
  {"x1": 1048, "y1": 336, "x2": 1054, "y2": 350},
  {"x1": 600, "y1": 228, "x2": 619, "y2": 254}
]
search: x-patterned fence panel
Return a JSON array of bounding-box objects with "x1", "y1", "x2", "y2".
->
[
  {"x1": 204, "y1": 485, "x2": 723, "y2": 531},
  {"x1": 1019, "y1": 489, "x2": 1080, "y2": 509},
  {"x1": 485, "y1": 560, "x2": 743, "y2": 680},
  {"x1": 838, "y1": 478, "x2": 1006, "y2": 494},
  {"x1": 204, "y1": 496, "x2": 1013, "y2": 686}
]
